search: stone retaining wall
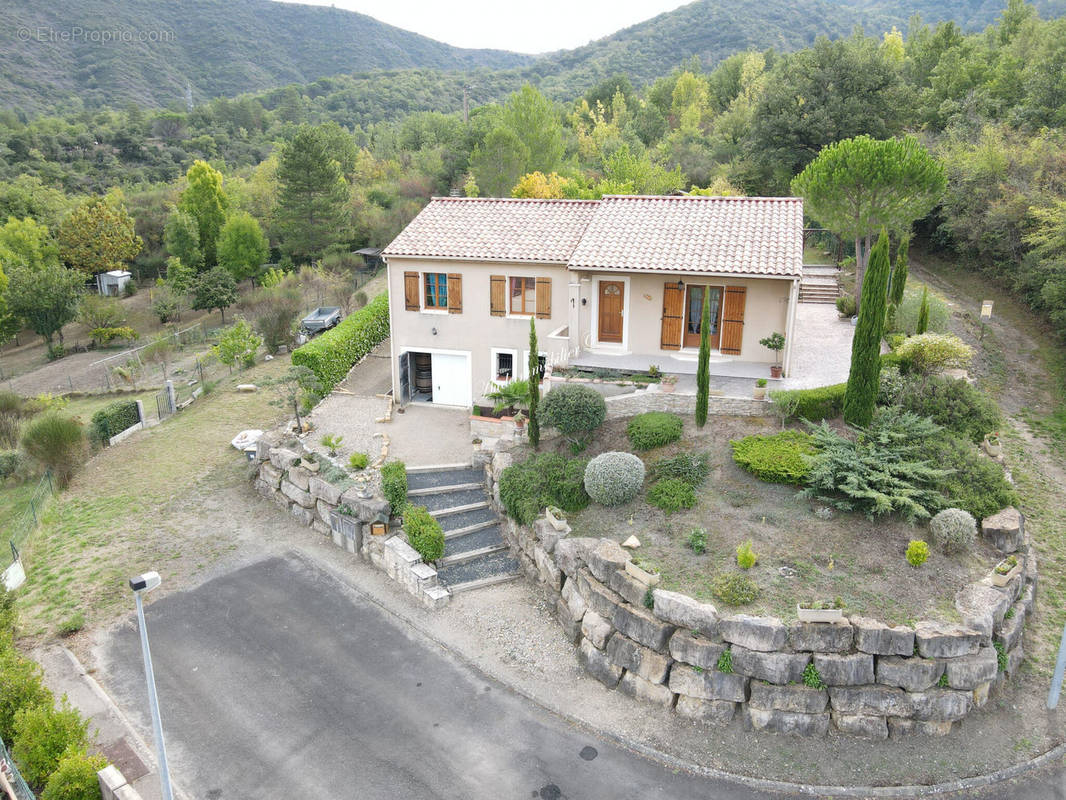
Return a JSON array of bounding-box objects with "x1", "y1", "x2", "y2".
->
[
  {"x1": 251, "y1": 431, "x2": 450, "y2": 609},
  {"x1": 603, "y1": 390, "x2": 770, "y2": 419},
  {"x1": 487, "y1": 449, "x2": 1035, "y2": 738}
]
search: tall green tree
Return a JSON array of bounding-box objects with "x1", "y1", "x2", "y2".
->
[
  {"x1": 502, "y1": 85, "x2": 565, "y2": 175},
  {"x1": 178, "y1": 160, "x2": 228, "y2": 267},
  {"x1": 889, "y1": 236, "x2": 909, "y2": 307},
  {"x1": 191, "y1": 265, "x2": 238, "y2": 322},
  {"x1": 843, "y1": 229, "x2": 891, "y2": 427},
  {"x1": 275, "y1": 125, "x2": 348, "y2": 262},
  {"x1": 163, "y1": 210, "x2": 203, "y2": 270},
  {"x1": 5, "y1": 261, "x2": 84, "y2": 347},
  {"x1": 791, "y1": 135, "x2": 944, "y2": 308},
  {"x1": 217, "y1": 211, "x2": 268, "y2": 282},
  {"x1": 695, "y1": 290, "x2": 711, "y2": 428},
  {"x1": 472, "y1": 127, "x2": 529, "y2": 198},
  {"x1": 56, "y1": 195, "x2": 142, "y2": 276},
  {"x1": 0, "y1": 216, "x2": 59, "y2": 272},
  {"x1": 528, "y1": 317, "x2": 540, "y2": 448}
]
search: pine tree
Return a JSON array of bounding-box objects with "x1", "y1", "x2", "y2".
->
[
  {"x1": 695, "y1": 289, "x2": 711, "y2": 427},
  {"x1": 275, "y1": 124, "x2": 348, "y2": 261},
  {"x1": 843, "y1": 229, "x2": 891, "y2": 427},
  {"x1": 916, "y1": 287, "x2": 930, "y2": 334},
  {"x1": 527, "y1": 317, "x2": 541, "y2": 448}
]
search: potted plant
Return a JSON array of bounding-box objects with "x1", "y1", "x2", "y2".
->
[
  {"x1": 990, "y1": 554, "x2": 1021, "y2": 587},
  {"x1": 303, "y1": 453, "x2": 320, "y2": 473},
  {"x1": 760, "y1": 332, "x2": 786, "y2": 378},
  {"x1": 625, "y1": 557, "x2": 661, "y2": 587},
  {"x1": 796, "y1": 597, "x2": 846, "y2": 623},
  {"x1": 545, "y1": 505, "x2": 569, "y2": 532},
  {"x1": 984, "y1": 432, "x2": 1002, "y2": 457},
  {"x1": 753, "y1": 378, "x2": 768, "y2": 400},
  {"x1": 660, "y1": 374, "x2": 678, "y2": 394},
  {"x1": 648, "y1": 365, "x2": 661, "y2": 379},
  {"x1": 513, "y1": 409, "x2": 527, "y2": 433}
]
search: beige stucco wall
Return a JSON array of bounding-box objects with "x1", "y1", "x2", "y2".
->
[
  {"x1": 572, "y1": 271, "x2": 795, "y2": 363},
  {"x1": 386, "y1": 257, "x2": 573, "y2": 406}
]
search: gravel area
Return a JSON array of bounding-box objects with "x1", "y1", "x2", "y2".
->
[{"x1": 780, "y1": 302, "x2": 855, "y2": 390}]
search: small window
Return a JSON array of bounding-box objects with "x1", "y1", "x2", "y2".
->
[
  {"x1": 424, "y1": 273, "x2": 448, "y2": 309},
  {"x1": 509, "y1": 276, "x2": 536, "y2": 315},
  {"x1": 495, "y1": 352, "x2": 514, "y2": 381}
]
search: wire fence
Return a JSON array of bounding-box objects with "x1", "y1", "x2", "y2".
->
[
  {"x1": 5, "y1": 472, "x2": 55, "y2": 571},
  {"x1": 0, "y1": 734, "x2": 36, "y2": 800}
]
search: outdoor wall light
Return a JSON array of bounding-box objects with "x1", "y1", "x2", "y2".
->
[
  {"x1": 431, "y1": 327, "x2": 438, "y2": 335},
  {"x1": 676, "y1": 279, "x2": 685, "y2": 291},
  {"x1": 581, "y1": 298, "x2": 587, "y2": 306}
]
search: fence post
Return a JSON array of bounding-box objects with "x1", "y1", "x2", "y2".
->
[
  {"x1": 165, "y1": 380, "x2": 177, "y2": 415},
  {"x1": 135, "y1": 399, "x2": 145, "y2": 425},
  {"x1": 46, "y1": 471, "x2": 54, "y2": 495},
  {"x1": 1047, "y1": 621, "x2": 1066, "y2": 709}
]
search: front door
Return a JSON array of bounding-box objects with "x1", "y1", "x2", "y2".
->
[
  {"x1": 683, "y1": 285, "x2": 723, "y2": 349},
  {"x1": 598, "y1": 281, "x2": 624, "y2": 344}
]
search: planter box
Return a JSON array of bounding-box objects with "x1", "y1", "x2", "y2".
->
[
  {"x1": 545, "y1": 508, "x2": 569, "y2": 532},
  {"x1": 983, "y1": 439, "x2": 1003, "y2": 457},
  {"x1": 796, "y1": 605, "x2": 845, "y2": 623},
  {"x1": 753, "y1": 388, "x2": 767, "y2": 400},
  {"x1": 990, "y1": 560, "x2": 1022, "y2": 587},
  {"x1": 625, "y1": 560, "x2": 661, "y2": 587},
  {"x1": 660, "y1": 382, "x2": 677, "y2": 394}
]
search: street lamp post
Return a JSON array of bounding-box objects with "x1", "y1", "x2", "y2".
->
[{"x1": 129, "y1": 571, "x2": 174, "y2": 800}]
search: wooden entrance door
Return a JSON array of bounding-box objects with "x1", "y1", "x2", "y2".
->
[
  {"x1": 683, "y1": 285, "x2": 723, "y2": 349},
  {"x1": 598, "y1": 281, "x2": 624, "y2": 344}
]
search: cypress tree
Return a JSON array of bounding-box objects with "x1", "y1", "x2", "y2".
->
[
  {"x1": 527, "y1": 316, "x2": 540, "y2": 448},
  {"x1": 695, "y1": 289, "x2": 711, "y2": 428},
  {"x1": 843, "y1": 229, "x2": 891, "y2": 427},
  {"x1": 889, "y1": 237, "x2": 909, "y2": 307},
  {"x1": 916, "y1": 287, "x2": 929, "y2": 334}
]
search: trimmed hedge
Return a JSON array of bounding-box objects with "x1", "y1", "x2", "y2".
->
[
  {"x1": 292, "y1": 293, "x2": 390, "y2": 391},
  {"x1": 89, "y1": 399, "x2": 140, "y2": 445},
  {"x1": 731, "y1": 431, "x2": 817, "y2": 484},
  {"x1": 627, "y1": 412, "x2": 683, "y2": 450},
  {"x1": 403, "y1": 505, "x2": 445, "y2": 562},
  {"x1": 769, "y1": 383, "x2": 846, "y2": 422},
  {"x1": 381, "y1": 460, "x2": 407, "y2": 514}
]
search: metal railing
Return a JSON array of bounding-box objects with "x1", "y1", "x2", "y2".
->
[{"x1": 0, "y1": 734, "x2": 36, "y2": 799}]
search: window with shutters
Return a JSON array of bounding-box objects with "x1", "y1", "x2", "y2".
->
[
  {"x1": 509, "y1": 276, "x2": 536, "y2": 315},
  {"x1": 424, "y1": 273, "x2": 448, "y2": 309}
]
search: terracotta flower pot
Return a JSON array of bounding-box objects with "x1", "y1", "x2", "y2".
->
[{"x1": 770, "y1": 365, "x2": 783, "y2": 379}]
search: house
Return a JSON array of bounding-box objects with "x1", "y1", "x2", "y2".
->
[
  {"x1": 381, "y1": 195, "x2": 803, "y2": 408},
  {"x1": 96, "y1": 270, "x2": 132, "y2": 297}
]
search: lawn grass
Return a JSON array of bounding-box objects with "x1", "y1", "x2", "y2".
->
[{"x1": 15, "y1": 355, "x2": 290, "y2": 638}]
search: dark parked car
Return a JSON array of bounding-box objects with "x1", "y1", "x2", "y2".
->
[{"x1": 299, "y1": 307, "x2": 342, "y2": 335}]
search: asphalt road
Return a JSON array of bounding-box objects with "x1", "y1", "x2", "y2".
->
[{"x1": 100, "y1": 553, "x2": 1066, "y2": 800}]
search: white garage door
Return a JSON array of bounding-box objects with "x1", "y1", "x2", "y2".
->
[{"x1": 431, "y1": 352, "x2": 471, "y2": 407}]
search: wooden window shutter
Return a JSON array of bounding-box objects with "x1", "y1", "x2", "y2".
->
[
  {"x1": 447, "y1": 273, "x2": 462, "y2": 314},
  {"x1": 403, "y1": 271, "x2": 420, "y2": 311},
  {"x1": 720, "y1": 286, "x2": 747, "y2": 355},
  {"x1": 490, "y1": 275, "x2": 506, "y2": 316},
  {"x1": 660, "y1": 282, "x2": 684, "y2": 350},
  {"x1": 535, "y1": 277, "x2": 552, "y2": 319}
]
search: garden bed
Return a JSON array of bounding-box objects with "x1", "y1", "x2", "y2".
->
[{"x1": 549, "y1": 416, "x2": 997, "y2": 625}]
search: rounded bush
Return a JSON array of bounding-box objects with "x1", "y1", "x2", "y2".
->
[
  {"x1": 540, "y1": 384, "x2": 606, "y2": 448},
  {"x1": 403, "y1": 505, "x2": 445, "y2": 562},
  {"x1": 41, "y1": 748, "x2": 108, "y2": 800},
  {"x1": 929, "y1": 507, "x2": 977, "y2": 553},
  {"x1": 12, "y1": 699, "x2": 89, "y2": 789},
  {"x1": 583, "y1": 451, "x2": 645, "y2": 506},
  {"x1": 626, "y1": 412, "x2": 683, "y2": 451},
  {"x1": 731, "y1": 431, "x2": 816, "y2": 484},
  {"x1": 711, "y1": 572, "x2": 760, "y2": 606},
  {"x1": 20, "y1": 412, "x2": 87, "y2": 487}
]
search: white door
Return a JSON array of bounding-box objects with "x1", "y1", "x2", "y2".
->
[{"x1": 431, "y1": 352, "x2": 470, "y2": 406}]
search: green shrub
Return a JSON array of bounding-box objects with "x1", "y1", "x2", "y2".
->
[
  {"x1": 893, "y1": 333, "x2": 973, "y2": 375},
  {"x1": 20, "y1": 412, "x2": 87, "y2": 487},
  {"x1": 0, "y1": 414, "x2": 20, "y2": 450},
  {"x1": 626, "y1": 412, "x2": 683, "y2": 451},
  {"x1": 58, "y1": 613, "x2": 85, "y2": 637},
  {"x1": 89, "y1": 326, "x2": 138, "y2": 346},
  {"x1": 0, "y1": 648, "x2": 53, "y2": 744},
  {"x1": 381, "y1": 461, "x2": 407, "y2": 514},
  {"x1": 584, "y1": 452, "x2": 645, "y2": 506},
  {"x1": 736, "y1": 540, "x2": 758, "y2": 569},
  {"x1": 650, "y1": 452, "x2": 710, "y2": 486},
  {"x1": 12, "y1": 699, "x2": 90, "y2": 789},
  {"x1": 906, "y1": 539, "x2": 929, "y2": 567},
  {"x1": 802, "y1": 663, "x2": 826, "y2": 689},
  {"x1": 89, "y1": 400, "x2": 140, "y2": 445},
  {"x1": 687, "y1": 528, "x2": 708, "y2": 554},
  {"x1": 41, "y1": 748, "x2": 108, "y2": 800},
  {"x1": 927, "y1": 436, "x2": 1018, "y2": 519},
  {"x1": 213, "y1": 318, "x2": 263, "y2": 368},
  {"x1": 646, "y1": 478, "x2": 696, "y2": 513},
  {"x1": 929, "y1": 508, "x2": 977, "y2": 553},
  {"x1": 539, "y1": 384, "x2": 607, "y2": 451},
  {"x1": 292, "y1": 293, "x2": 390, "y2": 392},
  {"x1": 403, "y1": 505, "x2": 445, "y2": 562},
  {"x1": 836, "y1": 294, "x2": 856, "y2": 317},
  {"x1": 348, "y1": 452, "x2": 368, "y2": 470},
  {"x1": 898, "y1": 376, "x2": 1001, "y2": 444},
  {"x1": 320, "y1": 433, "x2": 343, "y2": 456},
  {"x1": 499, "y1": 453, "x2": 590, "y2": 524},
  {"x1": 768, "y1": 383, "x2": 846, "y2": 422},
  {"x1": 995, "y1": 640, "x2": 1008, "y2": 672},
  {"x1": 877, "y1": 365, "x2": 907, "y2": 406},
  {"x1": 731, "y1": 430, "x2": 816, "y2": 484},
  {"x1": 711, "y1": 572, "x2": 760, "y2": 606},
  {"x1": 717, "y1": 647, "x2": 733, "y2": 673},
  {"x1": 0, "y1": 450, "x2": 22, "y2": 480},
  {"x1": 802, "y1": 410, "x2": 949, "y2": 522}
]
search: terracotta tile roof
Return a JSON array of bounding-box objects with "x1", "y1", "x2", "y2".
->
[
  {"x1": 383, "y1": 195, "x2": 803, "y2": 278},
  {"x1": 382, "y1": 197, "x2": 599, "y2": 263},
  {"x1": 567, "y1": 195, "x2": 803, "y2": 277}
]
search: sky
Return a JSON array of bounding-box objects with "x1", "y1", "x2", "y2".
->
[{"x1": 273, "y1": 0, "x2": 693, "y2": 53}]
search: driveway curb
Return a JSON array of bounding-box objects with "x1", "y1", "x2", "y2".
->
[{"x1": 324, "y1": 550, "x2": 1065, "y2": 798}]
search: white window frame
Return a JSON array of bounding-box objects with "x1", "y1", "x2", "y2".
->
[
  {"x1": 490, "y1": 347, "x2": 519, "y2": 385},
  {"x1": 589, "y1": 275, "x2": 631, "y2": 351}
]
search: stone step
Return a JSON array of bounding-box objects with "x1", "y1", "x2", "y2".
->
[
  {"x1": 446, "y1": 572, "x2": 523, "y2": 595},
  {"x1": 408, "y1": 481, "x2": 484, "y2": 498},
  {"x1": 414, "y1": 487, "x2": 487, "y2": 513},
  {"x1": 406, "y1": 466, "x2": 482, "y2": 491},
  {"x1": 437, "y1": 505, "x2": 497, "y2": 532},
  {"x1": 443, "y1": 518, "x2": 498, "y2": 540},
  {"x1": 799, "y1": 297, "x2": 840, "y2": 304},
  {"x1": 800, "y1": 276, "x2": 839, "y2": 287},
  {"x1": 443, "y1": 524, "x2": 504, "y2": 555},
  {"x1": 439, "y1": 543, "x2": 509, "y2": 566},
  {"x1": 437, "y1": 550, "x2": 521, "y2": 588}
]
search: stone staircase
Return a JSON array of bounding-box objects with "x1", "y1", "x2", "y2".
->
[
  {"x1": 799, "y1": 265, "x2": 841, "y2": 304},
  {"x1": 405, "y1": 465, "x2": 521, "y2": 594}
]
